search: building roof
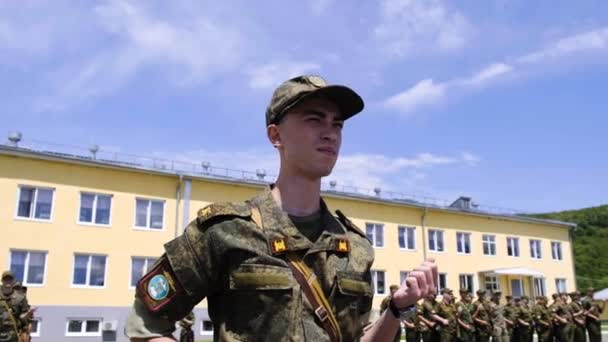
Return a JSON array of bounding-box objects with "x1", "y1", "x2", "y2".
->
[{"x1": 0, "y1": 144, "x2": 577, "y2": 229}]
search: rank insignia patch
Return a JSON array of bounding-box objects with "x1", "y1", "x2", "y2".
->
[
  {"x1": 335, "y1": 238, "x2": 350, "y2": 253},
  {"x1": 269, "y1": 238, "x2": 288, "y2": 254}
]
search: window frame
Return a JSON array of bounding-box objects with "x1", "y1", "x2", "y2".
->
[
  {"x1": 484, "y1": 274, "x2": 500, "y2": 292},
  {"x1": 8, "y1": 249, "x2": 48, "y2": 287},
  {"x1": 30, "y1": 318, "x2": 41, "y2": 337},
  {"x1": 506, "y1": 237, "x2": 520, "y2": 257},
  {"x1": 400, "y1": 271, "x2": 409, "y2": 285},
  {"x1": 530, "y1": 239, "x2": 542, "y2": 259},
  {"x1": 436, "y1": 273, "x2": 448, "y2": 292},
  {"x1": 365, "y1": 223, "x2": 384, "y2": 248},
  {"x1": 551, "y1": 241, "x2": 563, "y2": 261},
  {"x1": 428, "y1": 229, "x2": 445, "y2": 253},
  {"x1": 482, "y1": 234, "x2": 497, "y2": 256},
  {"x1": 134, "y1": 198, "x2": 166, "y2": 231},
  {"x1": 459, "y1": 274, "x2": 474, "y2": 293},
  {"x1": 77, "y1": 192, "x2": 113, "y2": 227},
  {"x1": 200, "y1": 320, "x2": 214, "y2": 336},
  {"x1": 371, "y1": 270, "x2": 386, "y2": 296},
  {"x1": 14, "y1": 185, "x2": 55, "y2": 222},
  {"x1": 398, "y1": 226, "x2": 416, "y2": 251},
  {"x1": 533, "y1": 277, "x2": 546, "y2": 297},
  {"x1": 129, "y1": 256, "x2": 157, "y2": 288},
  {"x1": 555, "y1": 278, "x2": 567, "y2": 293},
  {"x1": 456, "y1": 232, "x2": 472, "y2": 255},
  {"x1": 71, "y1": 253, "x2": 108, "y2": 289},
  {"x1": 65, "y1": 318, "x2": 102, "y2": 337}
]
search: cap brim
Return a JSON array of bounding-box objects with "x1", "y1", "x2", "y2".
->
[{"x1": 294, "y1": 85, "x2": 364, "y2": 121}]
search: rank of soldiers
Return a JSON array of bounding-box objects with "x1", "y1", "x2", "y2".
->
[{"x1": 380, "y1": 286, "x2": 605, "y2": 342}]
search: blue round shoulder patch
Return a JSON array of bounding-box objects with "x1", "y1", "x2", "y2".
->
[{"x1": 147, "y1": 274, "x2": 169, "y2": 300}]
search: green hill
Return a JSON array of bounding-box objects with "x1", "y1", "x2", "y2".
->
[{"x1": 529, "y1": 205, "x2": 608, "y2": 291}]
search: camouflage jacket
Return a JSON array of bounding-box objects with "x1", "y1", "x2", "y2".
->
[
  {"x1": 435, "y1": 301, "x2": 458, "y2": 333},
  {"x1": 488, "y1": 301, "x2": 507, "y2": 328},
  {"x1": 473, "y1": 300, "x2": 492, "y2": 332},
  {"x1": 125, "y1": 187, "x2": 375, "y2": 341},
  {"x1": 0, "y1": 290, "x2": 29, "y2": 342},
  {"x1": 456, "y1": 301, "x2": 475, "y2": 332},
  {"x1": 533, "y1": 305, "x2": 552, "y2": 329}
]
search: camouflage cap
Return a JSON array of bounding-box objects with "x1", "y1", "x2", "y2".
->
[
  {"x1": 476, "y1": 289, "x2": 486, "y2": 296},
  {"x1": 459, "y1": 287, "x2": 470, "y2": 294},
  {"x1": 1, "y1": 271, "x2": 14, "y2": 280},
  {"x1": 265, "y1": 75, "x2": 364, "y2": 126},
  {"x1": 505, "y1": 295, "x2": 513, "y2": 300},
  {"x1": 441, "y1": 288, "x2": 453, "y2": 295},
  {"x1": 492, "y1": 290, "x2": 502, "y2": 296}
]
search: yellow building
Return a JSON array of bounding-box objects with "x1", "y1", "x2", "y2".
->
[{"x1": 0, "y1": 143, "x2": 577, "y2": 341}]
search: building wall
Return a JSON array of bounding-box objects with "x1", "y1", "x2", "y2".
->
[{"x1": 0, "y1": 153, "x2": 577, "y2": 341}]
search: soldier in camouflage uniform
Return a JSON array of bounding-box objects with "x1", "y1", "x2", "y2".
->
[
  {"x1": 456, "y1": 289, "x2": 475, "y2": 342},
  {"x1": 568, "y1": 292, "x2": 585, "y2": 342},
  {"x1": 533, "y1": 296, "x2": 552, "y2": 342},
  {"x1": 582, "y1": 288, "x2": 604, "y2": 342},
  {"x1": 473, "y1": 289, "x2": 492, "y2": 342},
  {"x1": 0, "y1": 271, "x2": 32, "y2": 342},
  {"x1": 380, "y1": 285, "x2": 402, "y2": 342},
  {"x1": 403, "y1": 304, "x2": 422, "y2": 342},
  {"x1": 489, "y1": 291, "x2": 509, "y2": 342},
  {"x1": 124, "y1": 75, "x2": 438, "y2": 342},
  {"x1": 561, "y1": 292, "x2": 575, "y2": 342},
  {"x1": 420, "y1": 290, "x2": 440, "y2": 342},
  {"x1": 431, "y1": 288, "x2": 458, "y2": 342},
  {"x1": 515, "y1": 296, "x2": 533, "y2": 342},
  {"x1": 502, "y1": 296, "x2": 516, "y2": 342},
  {"x1": 552, "y1": 293, "x2": 573, "y2": 342}
]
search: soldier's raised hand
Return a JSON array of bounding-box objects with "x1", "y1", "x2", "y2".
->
[{"x1": 392, "y1": 258, "x2": 437, "y2": 309}]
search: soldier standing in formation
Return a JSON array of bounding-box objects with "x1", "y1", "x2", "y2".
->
[
  {"x1": 473, "y1": 289, "x2": 492, "y2": 342},
  {"x1": 432, "y1": 288, "x2": 458, "y2": 342},
  {"x1": 489, "y1": 290, "x2": 509, "y2": 342},
  {"x1": 420, "y1": 290, "x2": 440, "y2": 342},
  {"x1": 569, "y1": 292, "x2": 586, "y2": 342},
  {"x1": 533, "y1": 296, "x2": 553, "y2": 342},
  {"x1": 403, "y1": 304, "x2": 422, "y2": 342},
  {"x1": 503, "y1": 295, "x2": 517, "y2": 342},
  {"x1": 456, "y1": 289, "x2": 475, "y2": 342},
  {"x1": 582, "y1": 288, "x2": 604, "y2": 342},
  {"x1": 515, "y1": 296, "x2": 534, "y2": 342},
  {"x1": 0, "y1": 271, "x2": 33, "y2": 342}
]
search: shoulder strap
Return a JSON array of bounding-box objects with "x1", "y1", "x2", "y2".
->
[
  {"x1": 250, "y1": 206, "x2": 342, "y2": 342},
  {"x1": 335, "y1": 210, "x2": 367, "y2": 239},
  {"x1": 1, "y1": 297, "x2": 21, "y2": 342}
]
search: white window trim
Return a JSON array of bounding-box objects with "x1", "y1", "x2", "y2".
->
[
  {"x1": 30, "y1": 318, "x2": 41, "y2": 337},
  {"x1": 8, "y1": 249, "x2": 48, "y2": 287},
  {"x1": 484, "y1": 274, "x2": 501, "y2": 291},
  {"x1": 510, "y1": 277, "x2": 524, "y2": 296},
  {"x1": 129, "y1": 256, "x2": 156, "y2": 289},
  {"x1": 200, "y1": 319, "x2": 213, "y2": 336},
  {"x1": 482, "y1": 234, "x2": 497, "y2": 256},
  {"x1": 555, "y1": 278, "x2": 567, "y2": 293},
  {"x1": 366, "y1": 223, "x2": 384, "y2": 249},
  {"x1": 530, "y1": 239, "x2": 542, "y2": 260},
  {"x1": 371, "y1": 270, "x2": 386, "y2": 296},
  {"x1": 551, "y1": 241, "x2": 563, "y2": 261},
  {"x1": 65, "y1": 318, "x2": 102, "y2": 337},
  {"x1": 456, "y1": 232, "x2": 472, "y2": 255},
  {"x1": 437, "y1": 273, "x2": 448, "y2": 292},
  {"x1": 77, "y1": 192, "x2": 113, "y2": 227},
  {"x1": 428, "y1": 229, "x2": 445, "y2": 253},
  {"x1": 507, "y1": 237, "x2": 520, "y2": 257},
  {"x1": 459, "y1": 274, "x2": 475, "y2": 293},
  {"x1": 400, "y1": 271, "x2": 410, "y2": 285},
  {"x1": 398, "y1": 226, "x2": 416, "y2": 251},
  {"x1": 133, "y1": 198, "x2": 166, "y2": 231},
  {"x1": 14, "y1": 185, "x2": 55, "y2": 223},
  {"x1": 71, "y1": 254, "x2": 108, "y2": 289},
  {"x1": 533, "y1": 277, "x2": 547, "y2": 296}
]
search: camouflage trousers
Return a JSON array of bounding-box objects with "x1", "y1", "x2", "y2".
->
[
  {"x1": 476, "y1": 329, "x2": 492, "y2": 342},
  {"x1": 406, "y1": 329, "x2": 421, "y2": 342},
  {"x1": 516, "y1": 326, "x2": 531, "y2": 342},
  {"x1": 458, "y1": 328, "x2": 475, "y2": 342},
  {"x1": 492, "y1": 325, "x2": 510, "y2": 342},
  {"x1": 422, "y1": 329, "x2": 440, "y2": 342},
  {"x1": 440, "y1": 329, "x2": 456, "y2": 342},
  {"x1": 586, "y1": 322, "x2": 602, "y2": 342},
  {"x1": 535, "y1": 326, "x2": 552, "y2": 342},
  {"x1": 572, "y1": 323, "x2": 586, "y2": 342}
]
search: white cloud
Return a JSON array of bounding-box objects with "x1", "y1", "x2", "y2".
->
[
  {"x1": 247, "y1": 62, "x2": 321, "y2": 90},
  {"x1": 383, "y1": 79, "x2": 446, "y2": 113},
  {"x1": 374, "y1": 0, "x2": 472, "y2": 58},
  {"x1": 467, "y1": 63, "x2": 514, "y2": 85},
  {"x1": 518, "y1": 27, "x2": 608, "y2": 64}
]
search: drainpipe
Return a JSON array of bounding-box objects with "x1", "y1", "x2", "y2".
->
[
  {"x1": 421, "y1": 207, "x2": 428, "y2": 261},
  {"x1": 174, "y1": 174, "x2": 183, "y2": 238},
  {"x1": 569, "y1": 225, "x2": 578, "y2": 291}
]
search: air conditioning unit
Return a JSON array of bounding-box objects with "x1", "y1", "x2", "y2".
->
[{"x1": 103, "y1": 320, "x2": 118, "y2": 331}]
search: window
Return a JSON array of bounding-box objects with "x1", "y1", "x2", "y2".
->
[
  {"x1": 555, "y1": 278, "x2": 567, "y2": 293},
  {"x1": 482, "y1": 235, "x2": 496, "y2": 256},
  {"x1": 485, "y1": 275, "x2": 500, "y2": 291},
  {"x1": 507, "y1": 237, "x2": 520, "y2": 257},
  {"x1": 130, "y1": 257, "x2": 157, "y2": 287},
  {"x1": 428, "y1": 229, "x2": 444, "y2": 252},
  {"x1": 9, "y1": 250, "x2": 47, "y2": 285},
  {"x1": 400, "y1": 271, "x2": 409, "y2": 285},
  {"x1": 398, "y1": 226, "x2": 415, "y2": 250},
  {"x1": 201, "y1": 320, "x2": 213, "y2": 335},
  {"x1": 365, "y1": 223, "x2": 384, "y2": 247},
  {"x1": 456, "y1": 232, "x2": 471, "y2": 254},
  {"x1": 79, "y1": 193, "x2": 112, "y2": 225},
  {"x1": 530, "y1": 239, "x2": 542, "y2": 259},
  {"x1": 437, "y1": 273, "x2": 447, "y2": 292},
  {"x1": 534, "y1": 278, "x2": 546, "y2": 296},
  {"x1": 30, "y1": 318, "x2": 41, "y2": 337},
  {"x1": 135, "y1": 198, "x2": 165, "y2": 230},
  {"x1": 66, "y1": 319, "x2": 101, "y2": 336},
  {"x1": 551, "y1": 242, "x2": 563, "y2": 260},
  {"x1": 459, "y1": 274, "x2": 474, "y2": 293},
  {"x1": 16, "y1": 186, "x2": 54, "y2": 220},
  {"x1": 371, "y1": 270, "x2": 386, "y2": 295},
  {"x1": 72, "y1": 254, "x2": 107, "y2": 287}
]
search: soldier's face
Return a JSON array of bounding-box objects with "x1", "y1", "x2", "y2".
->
[{"x1": 269, "y1": 96, "x2": 343, "y2": 179}]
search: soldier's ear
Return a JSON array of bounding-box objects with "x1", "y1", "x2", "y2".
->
[{"x1": 267, "y1": 124, "x2": 282, "y2": 148}]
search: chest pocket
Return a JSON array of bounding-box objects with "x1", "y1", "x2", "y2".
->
[
  {"x1": 229, "y1": 264, "x2": 295, "y2": 291},
  {"x1": 331, "y1": 272, "x2": 372, "y2": 341}
]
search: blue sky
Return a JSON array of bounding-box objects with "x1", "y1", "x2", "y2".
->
[{"x1": 2, "y1": 0, "x2": 607, "y2": 213}]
